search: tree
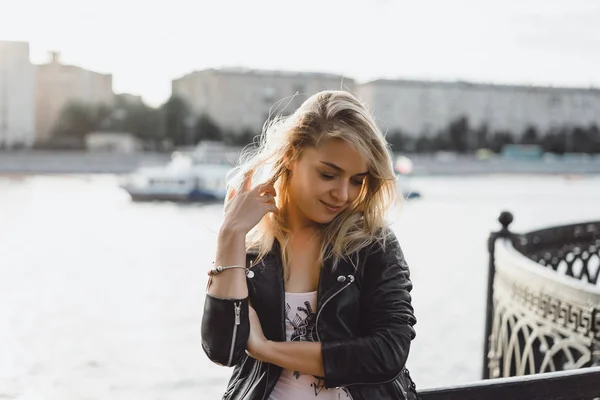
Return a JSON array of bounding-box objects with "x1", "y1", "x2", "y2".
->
[
  {"x1": 238, "y1": 128, "x2": 258, "y2": 146},
  {"x1": 568, "y1": 125, "x2": 600, "y2": 154},
  {"x1": 195, "y1": 114, "x2": 222, "y2": 142},
  {"x1": 221, "y1": 128, "x2": 256, "y2": 146},
  {"x1": 589, "y1": 124, "x2": 600, "y2": 153},
  {"x1": 489, "y1": 131, "x2": 515, "y2": 153},
  {"x1": 414, "y1": 136, "x2": 435, "y2": 153},
  {"x1": 474, "y1": 124, "x2": 490, "y2": 149},
  {"x1": 520, "y1": 126, "x2": 539, "y2": 145},
  {"x1": 447, "y1": 116, "x2": 470, "y2": 153},
  {"x1": 113, "y1": 100, "x2": 162, "y2": 145},
  {"x1": 159, "y1": 96, "x2": 191, "y2": 146},
  {"x1": 386, "y1": 130, "x2": 412, "y2": 152},
  {"x1": 431, "y1": 129, "x2": 451, "y2": 152},
  {"x1": 540, "y1": 128, "x2": 566, "y2": 154},
  {"x1": 52, "y1": 102, "x2": 112, "y2": 139}
]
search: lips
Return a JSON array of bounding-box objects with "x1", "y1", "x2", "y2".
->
[{"x1": 320, "y1": 200, "x2": 344, "y2": 213}]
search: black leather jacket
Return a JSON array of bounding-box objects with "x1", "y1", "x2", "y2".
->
[{"x1": 201, "y1": 230, "x2": 418, "y2": 400}]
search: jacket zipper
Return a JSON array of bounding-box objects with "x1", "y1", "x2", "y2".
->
[
  {"x1": 314, "y1": 275, "x2": 355, "y2": 399},
  {"x1": 262, "y1": 270, "x2": 284, "y2": 400},
  {"x1": 315, "y1": 275, "x2": 354, "y2": 342},
  {"x1": 227, "y1": 301, "x2": 242, "y2": 367},
  {"x1": 227, "y1": 257, "x2": 254, "y2": 368},
  {"x1": 314, "y1": 274, "x2": 406, "y2": 399}
]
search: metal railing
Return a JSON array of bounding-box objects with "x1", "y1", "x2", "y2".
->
[
  {"x1": 483, "y1": 212, "x2": 600, "y2": 379},
  {"x1": 415, "y1": 213, "x2": 600, "y2": 399},
  {"x1": 418, "y1": 365, "x2": 600, "y2": 400}
]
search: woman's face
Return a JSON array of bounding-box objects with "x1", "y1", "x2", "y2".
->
[{"x1": 287, "y1": 138, "x2": 369, "y2": 227}]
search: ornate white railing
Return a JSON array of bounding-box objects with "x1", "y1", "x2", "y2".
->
[{"x1": 483, "y1": 213, "x2": 600, "y2": 379}]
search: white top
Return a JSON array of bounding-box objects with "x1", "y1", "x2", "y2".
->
[{"x1": 268, "y1": 291, "x2": 351, "y2": 400}]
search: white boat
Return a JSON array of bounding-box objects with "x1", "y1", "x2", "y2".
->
[{"x1": 120, "y1": 141, "x2": 240, "y2": 202}]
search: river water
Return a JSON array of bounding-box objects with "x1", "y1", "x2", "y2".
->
[{"x1": 1, "y1": 174, "x2": 599, "y2": 399}]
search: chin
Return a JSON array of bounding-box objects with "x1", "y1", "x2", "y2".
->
[
  {"x1": 297, "y1": 202, "x2": 342, "y2": 225},
  {"x1": 313, "y1": 216, "x2": 335, "y2": 225},
  {"x1": 309, "y1": 211, "x2": 339, "y2": 225}
]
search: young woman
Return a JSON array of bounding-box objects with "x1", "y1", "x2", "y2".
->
[{"x1": 201, "y1": 90, "x2": 418, "y2": 400}]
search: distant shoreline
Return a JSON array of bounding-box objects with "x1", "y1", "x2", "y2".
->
[{"x1": 1, "y1": 151, "x2": 600, "y2": 176}]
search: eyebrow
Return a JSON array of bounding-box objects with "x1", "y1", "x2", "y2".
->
[{"x1": 320, "y1": 161, "x2": 369, "y2": 176}]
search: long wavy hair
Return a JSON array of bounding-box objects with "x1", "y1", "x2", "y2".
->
[{"x1": 226, "y1": 90, "x2": 399, "y2": 274}]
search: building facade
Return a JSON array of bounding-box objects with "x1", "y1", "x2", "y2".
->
[
  {"x1": 172, "y1": 68, "x2": 355, "y2": 133},
  {"x1": 35, "y1": 52, "x2": 114, "y2": 142},
  {"x1": 0, "y1": 41, "x2": 35, "y2": 148},
  {"x1": 357, "y1": 79, "x2": 600, "y2": 137}
]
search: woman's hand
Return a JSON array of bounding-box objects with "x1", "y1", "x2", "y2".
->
[
  {"x1": 246, "y1": 306, "x2": 325, "y2": 375},
  {"x1": 246, "y1": 306, "x2": 270, "y2": 361},
  {"x1": 222, "y1": 171, "x2": 279, "y2": 235}
]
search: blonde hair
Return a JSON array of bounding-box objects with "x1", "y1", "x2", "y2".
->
[{"x1": 227, "y1": 90, "x2": 398, "y2": 274}]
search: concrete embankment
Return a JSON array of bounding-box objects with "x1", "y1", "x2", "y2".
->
[{"x1": 1, "y1": 151, "x2": 600, "y2": 176}]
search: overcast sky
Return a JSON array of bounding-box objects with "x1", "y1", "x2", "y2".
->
[{"x1": 1, "y1": 0, "x2": 599, "y2": 106}]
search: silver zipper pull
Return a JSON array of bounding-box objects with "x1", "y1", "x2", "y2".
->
[{"x1": 234, "y1": 302, "x2": 241, "y2": 325}]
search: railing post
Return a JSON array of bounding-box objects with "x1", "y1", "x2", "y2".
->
[{"x1": 482, "y1": 211, "x2": 514, "y2": 379}]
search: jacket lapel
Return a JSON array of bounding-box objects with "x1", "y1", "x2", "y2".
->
[{"x1": 247, "y1": 244, "x2": 286, "y2": 342}]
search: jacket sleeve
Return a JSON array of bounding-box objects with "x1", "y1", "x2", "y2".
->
[
  {"x1": 201, "y1": 254, "x2": 256, "y2": 367},
  {"x1": 201, "y1": 294, "x2": 251, "y2": 367},
  {"x1": 321, "y1": 232, "x2": 417, "y2": 388}
]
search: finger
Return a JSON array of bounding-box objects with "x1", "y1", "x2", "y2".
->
[
  {"x1": 241, "y1": 170, "x2": 254, "y2": 192},
  {"x1": 260, "y1": 193, "x2": 274, "y2": 204},
  {"x1": 254, "y1": 183, "x2": 276, "y2": 197},
  {"x1": 226, "y1": 187, "x2": 236, "y2": 201},
  {"x1": 264, "y1": 203, "x2": 279, "y2": 215}
]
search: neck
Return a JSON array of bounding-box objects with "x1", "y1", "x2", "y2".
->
[{"x1": 285, "y1": 203, "x2": 320, "y2": 237}]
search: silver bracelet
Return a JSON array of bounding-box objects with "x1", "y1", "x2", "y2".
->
[{"x1": 208, "y1": 265, "x2": 247, "y2": 277}]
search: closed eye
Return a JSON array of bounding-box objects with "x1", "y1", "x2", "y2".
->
[{"x1": 321, "y1": 172, "x2": 364, "y2": 186}]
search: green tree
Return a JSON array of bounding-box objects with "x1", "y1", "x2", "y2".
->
[
  {"x1": 520, "y1": 126, "x2": 539, "y2": 145},
  {"x1": 474, "y1": 124, "x2": 490, "y2": 149},
  {"x1": 386, "y1": 130, "x2": 412, "y2": 152},
  {"x1": 448, "y1": 116, "x2": 470, "y2": 153},
  {"x1": 220, "y1": 128, "x2": 256, "y2": 147},
  {"x1": 238, "y1": 128, "x2": 258, "y2": 146},
  {"x1": 432, "y1": 130, "x2": 451, "y2": 152},
  {"x1": 414, "y1": 136, "x2": 435, "y2": 153},
  {"x1": 195, "y1": 114, "x2": 222, "y2": 142},
  {"x1": 111, "y1": 96, "x2": 162, "y2": 146},
  {"x1": 589, "y1": 124, "x2": 600, "y2": 153},
  {"x1": 541, "y1": 129, "x2": 566, "y2": 154},
  {"x1": 159, "y1": 96, "x2": 191, "y2": 146},
  {"x1": 52, "y1": 102, "x2": 112, "y2": 139},
  {"x1": 489, "y1": 131, "x2": 515, "y2": 153},
  {"x1": 568, "y1": 125, "x2": 600, "y2": 154}
]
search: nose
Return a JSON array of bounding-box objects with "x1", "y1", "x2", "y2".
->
[{"x1": 331, "y1": 180, "x2": 349, "y2": 204}]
